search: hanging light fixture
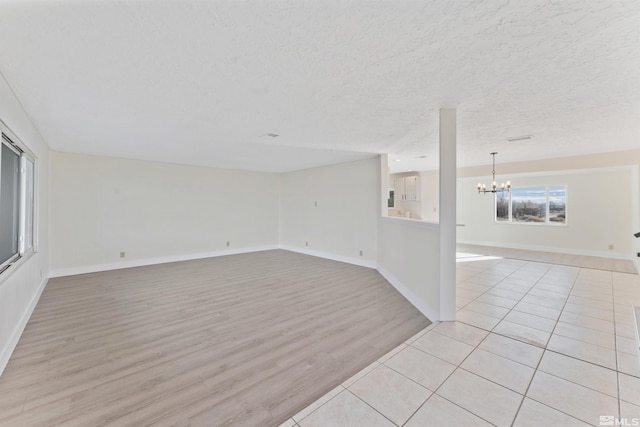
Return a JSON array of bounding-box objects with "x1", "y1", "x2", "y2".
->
[{"x1": 477, "y1": 152, "x2": 511, "y2": 194}]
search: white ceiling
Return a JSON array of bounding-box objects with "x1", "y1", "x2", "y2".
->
[{"x1": 0, "y1": 1, "x2": 638, "y2": 173}]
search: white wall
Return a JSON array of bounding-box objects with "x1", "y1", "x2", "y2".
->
[
  {"x1": 420, "y1": 170, "x2": 439, "y2": 222},
  {"x1": 0, "y1": 74, "x2": 50, "y2": 375},
  {"x1": 458, "y1": 167, "x2": 636, "y2": 259},
  {"x1": 280, "y1": 155, "x2": 443, "y2": 321},
  {"x1": 377, "y1": 218, "x2": 441, "y2": 321},
  {"x1": 279, "y1": 158, "x2": 378, "y2": 267},
  {"x1": 50, "y1": 152, "x2": 279, "y2": 276},
  {"x1": 378, "y1": 155, "x2": 442, "y2": 321}
]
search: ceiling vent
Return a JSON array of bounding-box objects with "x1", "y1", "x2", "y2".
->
[{"x1": 507, "y1": 135, "x2": 534, "y2": 142}]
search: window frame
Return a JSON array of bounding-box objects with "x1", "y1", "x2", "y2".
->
[
  {"x1": 494, "y1": 184, "x2": 568, "y2": 226},
  {"x1": 0, "y1": 121, "x2": 37, "y2": 276},
  {"x1": 20, "y1": 155, "x2": 36, "y2": 255}
]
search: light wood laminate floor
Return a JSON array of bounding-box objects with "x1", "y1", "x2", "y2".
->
[{"x1": 0, "y1": 250, "x2": 429, "y2": 426}]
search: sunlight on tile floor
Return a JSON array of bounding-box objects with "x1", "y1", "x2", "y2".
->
[{"x1": 280, "y1": 254, "x2": 640, "y2": 427}]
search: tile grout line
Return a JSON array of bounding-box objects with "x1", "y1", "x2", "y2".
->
[
  {"x1": 460, "y1": 260, "x2": 549, "y2": 329},
  {"x1": 511, "y1": 267, "x2": 581, "y2": 426},
  {"x1": 474, "y1": 261, "x2": 558, "y2": 425},
  {"x1": 611, "y1": 270, "x2": 622, "y2": 420},
  {"x1": 455, "y1": 258, "x2": 530, "y2": 311},
  {"x1": 289, "y1": 385, "x2": 346, "y2": 425},
  {"x1": 461, "y1": 261, "x2": 554, "y2": 347},
  {"x1": 341, "y1": 387, "x2": 402, "y2": 427},
  {"x1": 293, "y1": 259, "x2": 635, "y2": 426},
  {"x1": 399, "y1": 269, "x2": 545, "y2": 427},
  {"x1": 382, "y1": 330, "x2": 497, "y2": 425},
  {"x1": 454, "y1": 261, "x2": 630, "y2": 425},
  {"x1": 303, "y1": 333, "x2": 588, "y2": 427},
  {"x1": 457, "y1": 261, "x2": 584, "y2": 424},
  {"x1": 286, "y1": 317, "x2": 432, "y2": 425},
  {"x1": 400, "y1": 262, "x2": 537, "y2": 427},
  {"x1": 347, "y1": 323, "x2": 452, "y2": 426}
]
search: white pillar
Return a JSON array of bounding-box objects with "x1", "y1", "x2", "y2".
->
[
  {"x1": 380, "y1": 154, "x2": 389, "y2": 217},
  {"x1": 439, "y1": 109, "x2": 456, "y2": 321},
  {"x1": 632, "y1": 165, "x2": 640, "y2": 273}
]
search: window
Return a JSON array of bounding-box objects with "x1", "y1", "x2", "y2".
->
[
  {"x1": 547, "y1": 186, "x2": 567, "y2": 223},
  {"x1": 0, "y1": 141, "x2": 20, "y2": 269},
  {"x1": 496, "y1": 185, "x2": 566, "y2": 225},
  {"x1": 0, "y1": 126, "x2": 36, "y2": 274},
  {"x1": 496, "y1": 191, "x2": 508, "y2": 222},
  {"x1": 512, "y1": 186, "x2": 547, "y2": 223}
]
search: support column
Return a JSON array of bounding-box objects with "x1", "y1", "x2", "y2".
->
[
  {"x1": 439, "y1": 109, "x2": 456, "y2": 321},
  {"x1": 379, "y1": 154, "x2": 389, "y2": 217}
]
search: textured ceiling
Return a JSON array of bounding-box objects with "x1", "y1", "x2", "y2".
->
[{"x1": 0, "y1": 0, "x2": 638, "y2": 173}]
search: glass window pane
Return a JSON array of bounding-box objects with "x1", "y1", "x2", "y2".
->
[
  {"x1": 548, "y1": 185, "x2": 566, "y2": 224},
  {"x1": 496, "y1": 191, "x2": 509, "y2": 221},
  {"x1": 0, "y1": 143, "x2": 21, "y2": 265},
  {"x1": 512, "y1": 186, "x2": 547, "y2": 223}
]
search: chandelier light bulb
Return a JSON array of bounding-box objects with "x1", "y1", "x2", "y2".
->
[{"x1": 477, "y1": 152, "x2": 511, "y2": 195}]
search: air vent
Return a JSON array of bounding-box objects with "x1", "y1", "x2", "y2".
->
[{"x1": 507, "y1": 135, "x2": 534, "y2": 142}]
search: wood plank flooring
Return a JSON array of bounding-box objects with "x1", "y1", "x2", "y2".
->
[{"x1": 0, "y1": 250, "x2": 430, "y2": 426}]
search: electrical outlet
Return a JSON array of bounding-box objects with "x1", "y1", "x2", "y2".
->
[
  {"x1": 120, "y1": 251, "x2": 125, "y2": 258},
  {"x1": 305, "y1": 241, "x2": 308, "y2": 246},
  {"x1": 359, "y1": 250, "x2": 363, "y2": 256},
  {"x1": 314, "y1": 201, "x2": 318, "y2": 207},
  {"x1": 226, "y1": 241, "x2": 230, "y2": 247},
  {"x1": 608, "y1": 244, "x2": 614, "y2": 250}
]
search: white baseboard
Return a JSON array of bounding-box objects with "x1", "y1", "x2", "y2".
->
[
  {"x1": 457, "y1": 239, "x2": 635, "y2": 261},
  {"x1": 278, "y1": 245, "x2": 377, "y2": 269},
  {"x1": 0, "y1": 276, "x2": 48, "y2": 377},
  {"x1": 49, "y1": 244, "x2": 378, "y2": 278},
  {"x1": 281, "y1": 245, "x2": 440, "y2": 321},
  {"x1": 377, "y1": 266, "x2": 439, "y2": 322},
  {"x1": 49, "y1": 245, "x2": 279, "y2": 278}
]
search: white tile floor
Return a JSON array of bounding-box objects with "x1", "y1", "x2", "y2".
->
[{"x1": 280, "y1": 253, "x2": 640, "y2": 427}]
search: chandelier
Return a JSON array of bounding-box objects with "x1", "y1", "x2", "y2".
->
[{"x1": 477, "y1": 152, "x2": 511, "y2": 194}]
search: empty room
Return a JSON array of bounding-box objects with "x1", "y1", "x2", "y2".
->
[{"x1": 1, "y1": 1, "x2": 639, "y2": 426}]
